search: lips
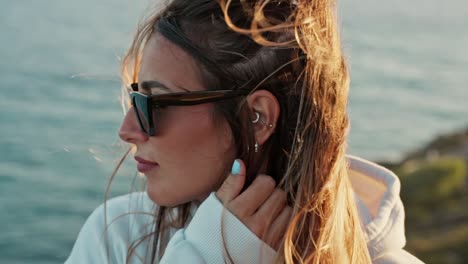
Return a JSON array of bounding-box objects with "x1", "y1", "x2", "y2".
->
[{"x1": 135, "y1": 156, "x2": 159, "y2": 173}]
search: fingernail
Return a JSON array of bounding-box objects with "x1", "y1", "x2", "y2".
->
[{"x1": 231, "y1": 159, "x2": 241, "y2": 175}]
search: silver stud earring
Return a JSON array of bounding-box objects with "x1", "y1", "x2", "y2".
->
[{"x1": 254, "y1": 142, "x2": 259, "y2": 153}]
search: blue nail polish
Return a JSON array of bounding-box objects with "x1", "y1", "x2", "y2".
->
[{"x1": 231, "y1": 160, "x2": 240, "y2": 175}]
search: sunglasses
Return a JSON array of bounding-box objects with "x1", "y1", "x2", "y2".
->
[{"x1": 129, "y1": 82, "x2": 249, "y2": 136}]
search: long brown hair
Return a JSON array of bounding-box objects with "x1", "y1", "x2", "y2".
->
[{"x1": 116, "y1": 0, "x2": 371, "y2": 263}]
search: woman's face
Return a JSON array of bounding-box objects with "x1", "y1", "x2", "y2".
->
[{"x1": 119, "y1": 33, "x2": 236, "y2": 206}]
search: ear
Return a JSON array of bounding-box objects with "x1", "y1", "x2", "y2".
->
[{"x1": 247, "y1": 89, "x2": 280, "y2": 145}]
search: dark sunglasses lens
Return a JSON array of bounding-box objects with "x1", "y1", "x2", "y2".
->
[{"x1": 132, "y1": 94, "x2": 150, "y2": 134}]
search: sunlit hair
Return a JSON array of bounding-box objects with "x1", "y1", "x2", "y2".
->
[{"x1": 114, "y1": 0, "x2": 372, "y2": 263}]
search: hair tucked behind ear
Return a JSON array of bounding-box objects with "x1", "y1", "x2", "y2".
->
[{"x1": 118, "y1": 0, "x2": 372, "y2": 263}]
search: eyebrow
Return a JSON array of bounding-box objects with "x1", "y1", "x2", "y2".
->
[{"x1": 140, "y1": 81, "x2": 171, "y2": 92}]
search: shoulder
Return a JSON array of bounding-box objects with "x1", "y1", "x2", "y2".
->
[
  {"x1": 89, "y1": 191, "x2": 157, "y2": 244},
  {"x1": 65, "y1": 192, "x2": 157, "y2": 264},
  {"x1": 86, "y1": 192, "x2": 156, "y2": 237}
]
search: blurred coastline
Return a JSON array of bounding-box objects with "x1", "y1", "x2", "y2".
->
[{"x1": 377, "y1": 127, "x2": 468, "y2": 263}]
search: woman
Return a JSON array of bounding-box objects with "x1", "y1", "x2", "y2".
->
[{"x1": 66, "y1": 0, "x2": 423, "y2": 263}]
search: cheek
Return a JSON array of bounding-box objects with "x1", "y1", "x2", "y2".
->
[
  {"x1": 161, "y1": 106, "x2": 232, "y2": 154},
  {"x1": 150, "y1": 106, "x2": 235, "y2": 201}
]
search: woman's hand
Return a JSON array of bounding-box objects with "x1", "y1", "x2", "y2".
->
[{"x1": 216, "y1": 159, "x2": 292, "y2": 251}]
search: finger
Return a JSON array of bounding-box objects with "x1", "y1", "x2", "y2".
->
[
  {"x1": 231, "y1": 174, "x2": 276, "y2": 216},
  {"x1": 254, "y1": 188, "x2": 287, "y2": 223},
  {"x1": 216, "y1": 159, "x2": 246, "y2": 204},
  {"x1": 265, "y1": 206, "x2": 293, "y2": 251}
]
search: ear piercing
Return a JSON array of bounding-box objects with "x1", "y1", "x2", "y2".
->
[
  {"x1": 252, "y1": 112, "x2": 261, "y2": 123},
  {"x1": 247, "y1": 142, "x2": 259, "y2": 153},
  {"x1": 251, "y1": 112, "x2": 274, "y2": 153},
  {"x1": 251, "y1": 112, "x2": 274, "y2": 128}
]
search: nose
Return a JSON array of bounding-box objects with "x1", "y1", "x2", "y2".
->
[{"x1": 119, "y1": 107, "x2": 149, "y2": 144}]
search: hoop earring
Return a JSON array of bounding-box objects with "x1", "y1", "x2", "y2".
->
[
  {"x1": 252, "y1": 112, "x2": 260, "y2": 124},
  {"x1": 252, "y1": 112, "x2": 274, "y2": 129}
]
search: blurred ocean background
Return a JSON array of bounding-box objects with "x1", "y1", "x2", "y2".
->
[{"x1": 0, "y1": 0, "x2": 466, "y2": 263}]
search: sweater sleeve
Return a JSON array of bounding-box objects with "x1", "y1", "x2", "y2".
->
[{"x1": 160, "y1": 192, "x2": 277, "y2": 264}]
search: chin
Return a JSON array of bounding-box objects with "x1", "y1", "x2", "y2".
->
[{"x1": 146, "y1": 184, "x2": 188, "y2": 207}]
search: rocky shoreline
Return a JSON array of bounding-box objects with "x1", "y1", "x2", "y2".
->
[{"x1": 377, "y1": 126, "x2": 468, "y2": 169}]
